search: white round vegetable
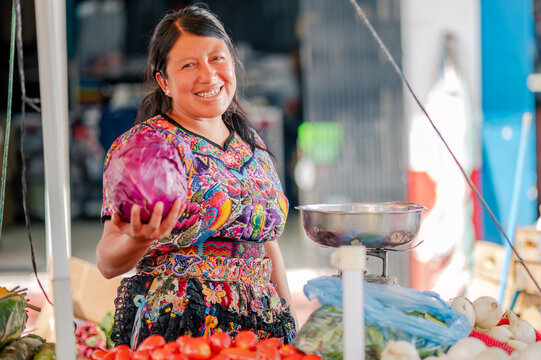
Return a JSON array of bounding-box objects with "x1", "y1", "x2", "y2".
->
[
  {"x1": 486, "y1": 326, "x2": 513, "y2": 343},
  {"x1": 505, "y1": 310, "x2": 536, "y2": 344},
  {"x1": 450, "y1": 296, "x2": 476, "y2": 326},
  {"x1": 518, "y1": 342, "x2": 541, "y2": 360},
  {"x1": 380, "y1": 340, "x2": 421, "y2": 360},
  {"x1": 473, "y1": 296, "x2": 502, "y2": 329},
  {"x1": 506, "y1": 340, "x2": 528, "y2": 352},
  {"x1": 473, "y1": 347, "x2": 510, "y2": 360},
  {"x1": 446, "y1": 337, "x2": 487, "y2": 359}
]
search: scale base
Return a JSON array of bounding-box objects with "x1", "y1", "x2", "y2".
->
[{"x1": 364, "y1": 274, "x2": 398, "y2": 285}]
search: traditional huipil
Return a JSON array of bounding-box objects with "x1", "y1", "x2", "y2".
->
[{"x1": 101, "y1": 114, "x2": 296, "y2": 348}]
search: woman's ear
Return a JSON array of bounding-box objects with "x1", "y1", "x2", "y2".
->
[{"x1": 155, "y1": 72, "x2": 169, "y2": 96}]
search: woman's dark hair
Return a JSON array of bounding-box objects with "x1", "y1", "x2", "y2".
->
[{"x1": 136, "y1": 5, "x2": 260, "y2": 150}]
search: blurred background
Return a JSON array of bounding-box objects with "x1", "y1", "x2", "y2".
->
[{"x1": 0, "y1": 0, "x2": 540, "y2": 307}]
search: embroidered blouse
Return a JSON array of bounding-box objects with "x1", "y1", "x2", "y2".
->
[{"x1": 101, "y1": 114, "x2": 289, "y2": 260}]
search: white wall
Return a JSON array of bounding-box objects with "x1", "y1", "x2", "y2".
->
[{"x1": 401, "y1": 0, "x2": 482, "y2": 124}]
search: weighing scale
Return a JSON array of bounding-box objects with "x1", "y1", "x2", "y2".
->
[{"x1": 295, "y1": 201, "x2": 426, "y2": 360}]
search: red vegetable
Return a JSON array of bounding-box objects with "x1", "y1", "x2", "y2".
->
[
  {"x1": 208, "y1": 332, "x2": 232, "y2": 353},
  {"x1": 137, "y1": 334, "x2": 167, "y2": 351},
  {"x1": 181, "y1": 337, "x2": 212, "y2": 359},
  {"x1": 233, "y1": 331, "x2": 258, "y2": 350},
  {"x1": 255, "y1": 338, "x2": 281, "y2": 350},
  {"x1": 104, "y1": 132, "x2": 188, "y2": 223},
  {"x1": 279, "y1": 345, "x2": 300, "y2": 357},
  {"x1": 133, "y1": 350, "x2": 151, "y2": 360},
  {"x1": 220, "y1": 347, "x2": 256, "y2": 360},
  {"x1": 256, "y1": 345, "x2": 280, "y2": 360},
  {"x1": 91, "y1": 349, "x2": 108, "y2": 360}
]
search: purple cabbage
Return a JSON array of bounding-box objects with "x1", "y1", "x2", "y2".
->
[{"x1": 104, "y1": 132, "x2": 188, "y2": 223}]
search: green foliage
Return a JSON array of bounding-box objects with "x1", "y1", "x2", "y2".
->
[{"x1": 0, "y1": 293, "x2": 28, "y2": 350}]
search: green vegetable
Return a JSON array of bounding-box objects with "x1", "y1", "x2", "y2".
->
[
  {"x1": 0, "y1": 289, "x2": 28, "y2": 350},
  {"x1": 99, "y1": 311, "x2": 115, "y2": 348},
  {"x1": 293, "y1": 305, "x2": 448, "y2": 360},
  {"x1": 292, "y1": 304, "x2": 343, "y2": 359},
  {"x1": 33, "y1": 343, "x2": 55, "y2": 360},
  {"x1": 0, "y1": 335, "x2": 45, "y2": 360},
  {"x1": 407, "y1": 311, "x2": 448, "y2": 328}
]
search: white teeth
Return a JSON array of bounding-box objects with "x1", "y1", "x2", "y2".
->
[{"x1": 196, "y1": 87, "x2": 221, "y2": 97}]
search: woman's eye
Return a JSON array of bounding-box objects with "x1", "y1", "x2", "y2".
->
[
  {"x1": 212, "y1": 56, "x2": 225, "y2": 61},
  {"x1": 181, "y1": 63, "x2": 194, "y2": 69}
]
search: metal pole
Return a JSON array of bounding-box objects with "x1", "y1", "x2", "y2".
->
[{"x1": 34, "y1": 0, "x2": 76, "y2": 358}]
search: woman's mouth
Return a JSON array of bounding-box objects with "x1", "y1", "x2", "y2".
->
[{"x1": 195, "y1": 86, "x2": 222, "y2": 98}]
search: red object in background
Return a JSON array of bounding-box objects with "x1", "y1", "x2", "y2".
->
[
  {"x1": 408, "y1": 170, "x2": 438, "y2": 291},
  {"x1": 470, "y1": 168, "x2": 483, "y2": 241},
  {"x1": 408, "y1": 171, "x2": 437, "y2": 211},
  {"x1": 408, "y1": 169, "x2": 482, "y2": 291}
]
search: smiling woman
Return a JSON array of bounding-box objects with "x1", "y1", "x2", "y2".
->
[
  {"x1": 155, "y1": 33, "x2": 236, "y2": 145},
  {"x1": 96, "y1": 5, "x2": 297, "y2": 349}
]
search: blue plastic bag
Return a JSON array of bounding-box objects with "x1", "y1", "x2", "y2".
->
[{"x1": 296, "y1": 276, "x2": 472, "y2": 358}]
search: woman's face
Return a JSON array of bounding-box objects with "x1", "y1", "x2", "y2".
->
[{"x1": 158, "y1": 33, "x2": 236, "y2": 123}]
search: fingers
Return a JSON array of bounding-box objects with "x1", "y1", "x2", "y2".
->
[
  {"x1": 139, "y1": 201, "x2": 162, "y2": 237},
  {"x1": 112, "y1": 211, "x2": 129, "y2": 230},
  {"x1": 149, "y1": 201, "x2": 164, "y2": 224},
  {"x1": 118, "y1": 200, "x2": 183, "y2": 241},
  {"x1": 164, "y1": 198, "x2": 184, "y2": 223},
  {"x1": 112, "y1": 211, "x2": 122, "y2": 227},
  {"x1": 130, "y1": 204, "x2": 143, "y2": 232},
  {"x1": 158, "y1": 199, "x2": 182, "y2": 233}
]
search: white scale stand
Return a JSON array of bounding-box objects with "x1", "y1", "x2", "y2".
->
[{"x1": 330, "y1": 245, "x2": 366, "y2": 360}]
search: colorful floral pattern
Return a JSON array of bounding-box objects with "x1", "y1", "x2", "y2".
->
[
  {"x1": 102, "y1": 115, "x2": 295, "y2": 348},
  {"x1": 101, "y1": 114, "x2": 288, "y2": 249}
]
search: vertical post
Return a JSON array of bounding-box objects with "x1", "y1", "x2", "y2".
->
[
  {"x1": 34, "y1": 0, "x2": 76, "y2": 358},
  {"x1": 498, "y1": 112, "x2": 532, "y2": 304},
  {"x1": 330, "y1": 245, "x2": 366, "y2": 360}
]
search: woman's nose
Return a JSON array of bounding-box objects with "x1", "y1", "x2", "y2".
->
[{"x1": 198, "y1": 62, "x2": 216, "y2": 81}]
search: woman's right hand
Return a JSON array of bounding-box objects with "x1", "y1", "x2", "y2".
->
[
  {"x1": 98, "y1": 198, "x2": 185, "y2": 279},
  {"x1": 112, "y1": 198, "x2": 185, "y2": 243}
]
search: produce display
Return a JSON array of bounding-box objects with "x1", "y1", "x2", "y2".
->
[
  {"x1": 0, "y1": 335, "x2": 46, "y2": 360},
  {"x1": 32, "y1": 343, "x2": 55, "y2": 360},
  {"x1": 291, "y1": 277, "x2": 541, "y2": 359},
  {"x1": 75, "y1": 312, "x2": 115, "y2": 358},
  {"x1": 294, "y1": 276, "x2": 472, "y2": 359},
  {"x1": 3, "y1": 251, "x2": 541, "y2": 359},
  {"x1": 103, "y1": 132, "x2": 188, "y2": 223},
  {"x1": 90, "y1": 331, "x2": 322, "y2": 360},
  {"x1": 0, "y1": 286, "x2": 51, "y2": 360},
  {"x1": 440, "y1": 295, "x2": 541, "y2": 359},
  {"x1": 0, "y1": 286, "x2": 29, "y2": 349}
]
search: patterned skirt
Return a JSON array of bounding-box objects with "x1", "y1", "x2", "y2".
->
[{"x1": 110, "y1": 239, "x2": 297, "y2": 349}]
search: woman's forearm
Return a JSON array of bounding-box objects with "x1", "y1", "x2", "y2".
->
[
  {"x1": 265, "y1": 241, "x2": 298, "y2": 326},
  {"x1": 96, "y1": 221, "x2": 154, "y2": 279},
  {"x1": 97, "y1": 201, "x2": 184, "y2": 279}
]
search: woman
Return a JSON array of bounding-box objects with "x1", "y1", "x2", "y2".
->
[{"x1": 96, "y1": 5, "x2": 297, "y2": 349}]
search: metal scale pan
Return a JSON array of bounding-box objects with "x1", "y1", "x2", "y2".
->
[{"x1": 296, "y1": 201, "x2": 426, "y2": 279}]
